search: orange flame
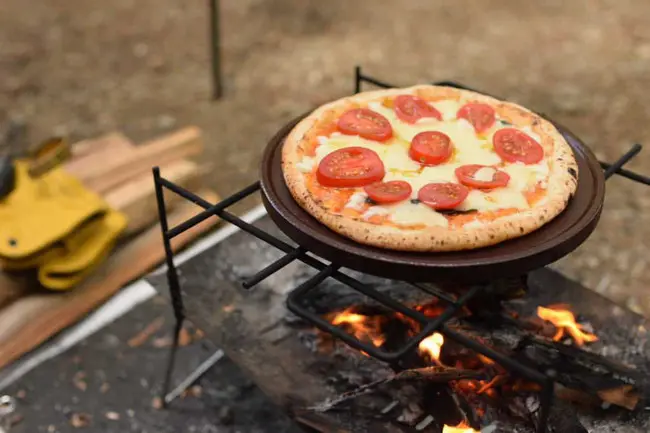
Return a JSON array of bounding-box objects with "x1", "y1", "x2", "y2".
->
[
  {"x1": 330, "y1": 308, "x2": 386, "y2": 348},
  {"x1": 537, "y1": 305, "x2": 598, "y2": 346},
  {"x1": 443, "y1": 422, "x2": 479, "y2": 433},
  {"x1": 418, "y1": 332, "x2": 444, "y2": 365}
]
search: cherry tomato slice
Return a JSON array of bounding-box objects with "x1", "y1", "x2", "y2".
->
[
  {"x1": 493, "y1": 128, "x2": 544, "y2": 164},
  {"x1": 418, "y1": 182, "x2": 469, "y2": 210},
  {"x1": 455, "y1": 164, "x2": 510, "y2": 189},
  {"x1": 394, "y1": 95, "x2": 442, "y2": 124},
  {"x1": 364, "y1": 181, "x2": 412, "y2": 204},
  {"x1": 316, "y1": 147, "x2": 385, "y2": 188},
  {"x1": 409, "y1": 131, "x2": 453, "y2": 165},
  {"x1": 337, "y1": 108, "x2": 393, "y2": 142},
  {"x1": 456, "y1": 103, "x2": 496, "y2": 133}
]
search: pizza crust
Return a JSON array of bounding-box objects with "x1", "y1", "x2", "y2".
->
[{"x1": 282, "y1": 85, "x2": 578, "y2": 252}]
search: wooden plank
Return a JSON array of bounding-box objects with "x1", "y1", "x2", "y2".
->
[
  {"x1": 70, "y1": 132, "x2": 135, "y2": 158},
  {"x1": 105, "y1": 159, "x2": 206, "y2": 236},
  {"x1": 66, "y1": 127, "x2": 203, "y2": 194},
  {"x1": 0, "y1": 190, "x2": 220, "y2": 370}
]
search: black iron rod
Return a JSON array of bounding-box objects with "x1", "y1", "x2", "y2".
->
[
  {"x1": 242, "y1": 247, "x2": 305, "y2": 289},
  {"x1": 378, "y1": 285, "x2": 483, "y2": 360},
  {"x1": 164, "y1": 181, "x2": 260, "y2": 239},
  {"x1": 599, "y1": 162, "x2": 650, "y2": 184},
  {"x1": 357, "y1": 72, "x2": 394, "y2": 89},
  {"x1": 354, "y1": 66, "x2": 361, "y2": 94},
  {"x1": 161, "y1": 315, "x2": 184, "y2": 408},
  {"x1": 603, "y1": 144, "x2": 642, "y2": 180},
  {"x1": 209, "y1": 0, "x2": 222, "y2": 100},
  {"x1": 408, "y1": 282, "x2": 457, "y2": 304},
  {"x1": 153, "y1": 167, "x2": 186, "y2": 407},
  {"x1": 441, "y1": 326, "x2": 547, "y2": 383}
]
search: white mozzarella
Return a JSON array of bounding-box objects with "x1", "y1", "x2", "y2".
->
[
  {"x1": 296, "y1": 157, "x2": 315, "y2": 173},
  {"x1": 458, "y1": 188, "x2": 529, "y2": 211},
  {"x1": 362, "y1": 206, "x2": 389, "y2": 220},
  {"x1": 473, "y1": 166, "x2": 496, "y2": 182},
  {"x1": 431, "y1": 99, "x2": 461, "y2": 121},
  {"x1": 462, "y1": 220, "x2": 485, "y2": 229},
  {"x1": 387, "y1": 202, "x2": 449, "y2": 227},
  {"x1": 345, "y1": 192, "x2": 368, "y2": 211},
  {"x1": 501, "y1": 161, "x2": 549, "y2": 192}
]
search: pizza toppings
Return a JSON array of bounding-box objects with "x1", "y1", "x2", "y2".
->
[
  {"x1": 394, "y1": 95, "x2": 442, "y2": 124},
  {"x1": 317, "y1": 147, "x2": 385, "y2": 188},
  {"x1": 456, "y1": 103, "x2": 496, "y2": 133},
  {"x1": 418, "y1": 182, "x2": 469, "y2": 210},
  {"x1": 364, "y1": 181, "x2": 412, "y2": 204},
  {"x1": 409, "y1": 131, "x2": 453, "y2": 166},
  {"x1": 455, "y1": 164, "x2": 510, "y2": 189},
  {"x1": 337, "y1": 108, "x2": 393, "y2": 142},
  {"x1": 493, "y1": 128, "x2": 544, "y2": 164}
]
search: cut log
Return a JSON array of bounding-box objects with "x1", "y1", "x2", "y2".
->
[
  {"x1": 0, "y1": 190, "x2": 220, "y2": 370},
  {"x1": 66, "y1": 127, "x2": 203, "y2": 194}
]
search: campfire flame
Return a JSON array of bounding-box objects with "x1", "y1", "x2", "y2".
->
[
  {"x1": 330, "y1": 308, "x2": 386, "y2": 348},
  {"x1": 418, "y1": 332, "x2": 445, "y2": 365},
  {"x1": 536, "y1": 305, "x2": 598, "y2": 346},
  {"x1": 442, "y1": 422, "x2": 479, "y2": 433}
]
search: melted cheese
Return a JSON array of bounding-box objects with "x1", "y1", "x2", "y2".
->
[
  {"x1": 362, "y1": 206, "x2": 389, "y2": 220},
  {"x1": 345, "y1": 192, "x2": 367, "y2": 211},
  {"x1": 388, "y1": 202, "x2": 449, "y2": 227},
  {"x1": 298, "y1": 97, "x2": 551, "y2": 223},
  {"x1": 473, "y1": 166, "x2": 496, "y2": 182},
  {"x1": 501, "y1": 161, "x2": 549, "y2": 191},
  {"x1": 458, "y1": 188, "x2": 529, "y2": 211},
  {"x1": 296, "y1": 157, "x2": 315, "y2": 173},
  {"x1": 462, "y1": 220, "x2": 485, "y2": 229},
  {"x1": 384, "y1": 164, "x2": 461, "y2": 198},
  {"x1": 432, "y1": 99, "x2": 461, "y2": 120}
]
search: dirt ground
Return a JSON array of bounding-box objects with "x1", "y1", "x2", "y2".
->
[{"x1": 1, "y1": 0, "x2": 649, "y2": 315}]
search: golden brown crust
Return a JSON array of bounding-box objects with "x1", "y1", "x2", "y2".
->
[{"x1": 282, "y1": 85, "x2": 578, "y2": 252}]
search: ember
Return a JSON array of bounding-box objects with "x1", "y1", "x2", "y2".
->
[
  {"x1": 536, "y1": 305, "x2": 598, "y2": 345},
  {"x1": 442, "y1": 422, "x2": 479, "y2": 433}
]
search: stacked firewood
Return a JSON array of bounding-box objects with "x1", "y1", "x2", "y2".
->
[{"x1": 0, "y1": 128, "x2": 221, "y2": 369}]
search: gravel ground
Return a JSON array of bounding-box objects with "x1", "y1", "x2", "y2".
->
[{"x1": 1, "y1": 0, "x2": 649, "y2": 315}]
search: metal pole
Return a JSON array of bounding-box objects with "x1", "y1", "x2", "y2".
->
[
  {"x1": 153, "y1": 167, "x2": 186, "y2": 407},
  {"x1": 209, "y1": 0, "x2": 223, "y2": 100}
]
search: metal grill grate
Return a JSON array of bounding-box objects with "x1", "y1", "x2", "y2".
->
[{"x1": 153, "y1": 67, "x2": 650, "y2": 432}]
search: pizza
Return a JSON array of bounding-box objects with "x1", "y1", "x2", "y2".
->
[{"x1": 281, "y1": 85, "x2": 578, "y2": 252}]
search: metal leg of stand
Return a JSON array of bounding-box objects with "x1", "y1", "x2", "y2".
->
[
  {"x1": 161, "y1": 312, "x2": 184, "y2": 408},
  {"x1": 164, "y1": 349, "x2": 225, "y2": 404},
  {"x1": 209, "y1": 0, "x2": 222, "y2": 100},
  {"x1": 354, "y1": 66, "x2": 361, "y2": 94},
  {"x1": 153, "y1": 167, "x2": 187, "y2": 407}
]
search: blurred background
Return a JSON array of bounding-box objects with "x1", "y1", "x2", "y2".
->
[{"x1": 0, "y1": 0, "x2": 648, "y2": 314}]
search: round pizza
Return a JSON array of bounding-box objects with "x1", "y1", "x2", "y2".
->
[{"x1": 281, "y1": 85, "x2": 578, "y2": 252}]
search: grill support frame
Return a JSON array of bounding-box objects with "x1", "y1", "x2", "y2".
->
[{"x1": 152, "y1": 67, "x2": 649, "y2": 432}]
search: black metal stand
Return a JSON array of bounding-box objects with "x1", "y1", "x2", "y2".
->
[
  {"x1": 208, "y1": 0, "x2": 222, "y2": 100},
  {"x1": 152, "y1": 67, "x2": 650, "y2": 431}
]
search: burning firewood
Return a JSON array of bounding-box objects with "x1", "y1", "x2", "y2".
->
[{"x1": 309, "y1": 366, "x2": 485, "y2": 413}]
